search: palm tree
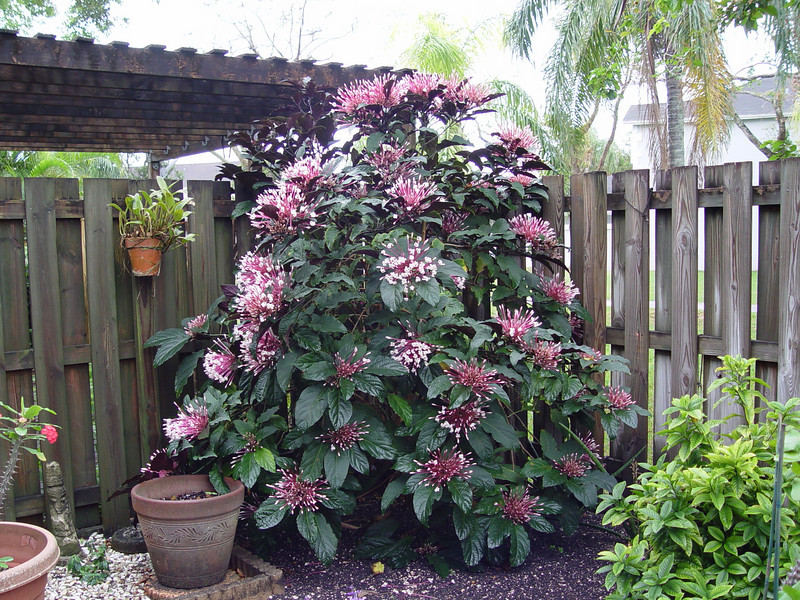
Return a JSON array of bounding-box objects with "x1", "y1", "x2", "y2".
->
[
  {"x1": 0, "y1": 151, "x2": 135, "y2": 178},
  {"x1": 397, "y1": 12, "x2": 630, "y2": 174},
  {"x1": 505, "y1": 0, "x2": 733, "y2": 169}
]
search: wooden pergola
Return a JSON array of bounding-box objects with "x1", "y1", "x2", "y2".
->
[{"x1": 0, "y1": 31, "x2": 399, "y2": 161}]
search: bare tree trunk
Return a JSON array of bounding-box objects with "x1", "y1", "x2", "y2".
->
[
  {"x1": 666, "y1": 65, "x2": 685, "y2": 168},
  {"x1": 732, "y1": 113, "x2": 773, "y2": 158}
]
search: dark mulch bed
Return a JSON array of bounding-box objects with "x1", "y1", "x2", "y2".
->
[{"x1": 265, "y1": 518, "x2": 618, "y2": 600}]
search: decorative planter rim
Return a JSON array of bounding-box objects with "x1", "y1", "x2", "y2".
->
[
  {"x1": 0, "y1": 521, "x2": 60, "y2": 594},
  {"x1": 131, "y1": 475, "x2": 244, "y2": 519}
]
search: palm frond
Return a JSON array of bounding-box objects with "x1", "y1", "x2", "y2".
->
[{"x1": 504, "y1": 0, "x2": 557, "y2": 60}]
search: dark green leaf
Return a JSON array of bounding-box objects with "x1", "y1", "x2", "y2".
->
[
  {"x1": 388, "y1": 394, "x2": 412, "y2": 426},
  {"x1": 296, "y1": 511, "x2": 338, "y2": 565},
  {"x1": 276, "y1": 351, "x2": 299, "y2": 391},
  {"x1": 320, "y1": 489, "x2": 355, "y2": 514},
  {"x1": 447, "y1": 478, "x2": 473, "y2": 513},
  {"x1": 295, "y1": 385, "x2": 329, "y2": 429},
  {"x1": 300, "y1": 442, "x2": 326, "y2": 480},
  {"x1": 453, "y1": 507, "x2": 477, "y2": 540},
  {"x1": 324, "y1": 449, "x2": 350, "y2": 489},
  {"x1": 253, "y1": 497, "x2": 288, "y2": 529},
  {"x1": 427, "y1": 375, "x2": 452, "y2": 399},
  {"x1": 487, "y1": 517, "x2": 513, "y2": 548},
  {"x1": 481, "y1": 409, "x2": 520, "y2": 449},
  {"x1": 174, "y1": 350, "x2": 204, "y2": 394},
  {"x1": 232, "y1": 452, "x2": 260, "y2": 489},
  {"x1": 309, "y1": 314, "x2": 347, "y2": 333},
  {"x1": 509, "y1": 524, "x2": 530, "y2": 566},
  {"x1": 365, "y1": 355, "x2": 408, "y2": 376},
  {"x1": 381, "y1": 477, "x2": 408, "y2": 513},
  {"x1": 146, "y1": 328, "x2": 190, "y2": 366},
  {"x1": 412, "y1": 484, "x2": 441, "y2": 524}
]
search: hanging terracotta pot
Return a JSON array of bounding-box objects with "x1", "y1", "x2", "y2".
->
[
  {"x1": 123, "y1": 237, "x2": 163, "y2": 276},
  {"x1": 0, "y1": 522, "x2": 60, "y2": 600},
  {"x1": 131, "y1": 475, "x2": 244, "y2": 589}
]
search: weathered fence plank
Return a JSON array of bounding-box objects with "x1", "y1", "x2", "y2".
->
[
  {"x1": 84, "y1": 178, "x2": 130, "y2": 534},
  {"x1": 757, "y1": 162, "x2": 781, "y2": 404},
  {"x1": 778, "y1": 159, "x2": 800, "y2": 402},
  {"x1": 670, "y1": 166, "x2": 699, "y2": 399},
  {"x1": 619, "y1": 169, "x2": 650, "y2": 462},
  {"x1": 24, "y1": 178, "x2": 75, "y2": 517},
  {"x1": 702, "y1": 166, "x2": 724, "y2": 416},
  {"x1": 652, "y1": 171, "x2": 673, "y2": 455}
]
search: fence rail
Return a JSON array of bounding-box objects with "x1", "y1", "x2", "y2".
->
[
  {"x1": 2, "y1": 160, "x2": 799, "y2": 532},
  {"x1": 545, "y1": 160, "x2": 800, "y2": 466}
]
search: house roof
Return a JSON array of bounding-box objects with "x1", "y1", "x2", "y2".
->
[
  {"x1": 0, "y1": 31, "x2": 405, "y2": 159},
  {"x1": 622, "y1": 75, "x2": 794, "y2": 124}
]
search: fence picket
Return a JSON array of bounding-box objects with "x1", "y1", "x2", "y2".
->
[
  {"x1": 653, "y1": 171, "x2": 673, "y2": 456},
  {"x1": 778, "y1": 159, "x2": 800, "y2": 402},
  {"x1": 756, "y1": 162, "x2": 781, "y2": 405},
  {"x1": 702, "y1": 166, "x2": 724, "y2": 418},
  {"x1": 24, "y1": 178, "x2": 75, "y2": 518},
  {"x1": 84, "y1": 179, "x2": 129, "y2": 534},
  {"x1": 670, "y1": 167, "x2": 699, "y2": 399}
]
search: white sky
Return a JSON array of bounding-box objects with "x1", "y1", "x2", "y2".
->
[{"x1": 42, "y1": 0, "x2": 779, "y2": 158}]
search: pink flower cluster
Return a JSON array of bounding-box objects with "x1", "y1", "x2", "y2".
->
[
  {"x1": 509, "y1": 215, "x2": 558, "y2": 256},
  {"x1": 496, "y1": 488, "x2": 543, "y2": 524},
  {"x1": 441, "y1": 210, "x2": 468, "y2": 237},
  {"x1": 493, "y1": 124, "x2": 538, "y2": 154},
  {"x1": 317, "y1": 421, "x2": 369, "y2": 455},
  {"x1": 163, "y1": 402, "x2": 209, "y2": 442},
  {"x1": 328, "y1": 349, "x2": 371, "y2": 386},
  {"x1": 413, "y1": 448, "x2": 475, "y2": 492},
  {"x1": 433, "y1": 400, "x2": 487, "y2": 442},
  {"x1": 554, "y1": 452, "x2": 591, "y2": 478},
  {"x1": 184, "y1": 313, "x2": 207, "y2": 338},
  {"x1": 389, "y1": 336, "x2": 438, "y2": 373},
  {"x1": 388, "y1": 177, "x2": 438, "y2": 215},
  {"x1": 542, "y1": 275, "x2": 579, "y2": 306},
  {"x1": 41, "y1": 425, "x2": 58, "y2": 444},
  {"x1": 203, "y1": 341, "x2": 237, "y2": 385},
  {"x1": 531, "y1": 340, "x2": 562, "y2": 370},
  {"x1": 267, "y1": 469, "x2": 328, "y2": 514},
  {"x1": 377, "y1": 236, "x2": 443, "y2": 297},
  {"x1": 233, "y1": 252, "x2": 289, "y2": 322},
  {"x1": 234, "y1": 322, "x2": 282, "y2": 375},
  {"x1": 365, "y1": 143, "x2": 412, "y2": 181},
  {"x1": 606, "y1": 387, "x2": 634, "y2": 409},
  {"x1": 332, "y1": 73, "x2": 491, "y2": 121},
  {"x1": 495, "y1": 306, "x2": 541, "y2": 346},
  {"x1": 250, "y1": 183, "x2": 318, "y2": 237},
  {"x1": 445, "y1": 358, "x2": 504, "y2": 400}
]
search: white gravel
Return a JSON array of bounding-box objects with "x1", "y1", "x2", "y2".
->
[{"x1": 44, "y1": 533, "x2": 153, "y2": 600}]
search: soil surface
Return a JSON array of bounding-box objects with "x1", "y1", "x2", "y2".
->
[
  {"x1": 160, "y1": 491, "x2": 219, "y2": 500},
  {"x1": 267, "y1": 519, "x2": 618, "y2": 600}
]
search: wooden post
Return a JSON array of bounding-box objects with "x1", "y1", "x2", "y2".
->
[
  {"x1": 187, "y1": 181, "x2": 219, "y2": 317},
  {"x1": 702, "y1": 166, "x2": 724, "y2": 416},
  {"x1": 617, "y1": 170, "x2": 650, "y2": 463},
  {"x1": 652, "y1": 171, "x2": 673, "y2": 456},
  {"x1": 541, "y1": 175, "x2": 565, "y2": 279},
  {"x1": 670, "y1": 166, "x2": 699, "y2": 399},
  {"x1": 756, "y1": 162, "x2": 781, "y2": 404},
  {"x1": 778, "y1": 158, "x2": 800, "y2": 403},
  {"x1": 579, "y1": 172, "x2": 608, "y2": 353},
  {"x1": 84, "y1": 179, "x2": 130, "y2": 534},
  {"x1": 609, "y1": 174, "x2": 626, "y2": 392},
  {"x1": 718, "y1": 162, "x2": 753, "y2": 429},
  {"x1": 24, "y1": 178, "x2": 75, "y2": 519}
]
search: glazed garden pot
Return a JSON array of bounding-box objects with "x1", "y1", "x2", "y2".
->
[
  {"x1": 122, "y1": 236, "x2": 163, "y2": 276},
  {"x1": 0, "y1": 521, "x2": 60, "y2": 600},
  {"x1": 131, "y1": 475, "x2": 244, "y2": 589}
]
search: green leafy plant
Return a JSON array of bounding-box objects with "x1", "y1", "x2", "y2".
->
[
  {"x1": 66, "y1": 540, "x2": 110, "y2": 585},
  {"x1": 147, "y1": 74, "x2": 637, "y2": 570},
  {"x1": 597, "y1": 356, "x2": 800, "y2": 600},
  {"x1": 109, "y1": 176, "x2": 195, "y2": 252}
]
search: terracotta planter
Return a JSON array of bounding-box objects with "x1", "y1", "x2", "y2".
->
[
  {"x1": 0, "y1": 522, "x2": 60, "y2": 600},
  {"x1": 131, "y1": 475, "x2": 244, "y2": 589},
  {"x1": 123, "y1": 237, "x2": 163, "y2": 276}
]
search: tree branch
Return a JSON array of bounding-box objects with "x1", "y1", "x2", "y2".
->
[{"x1": 731, "y1": 112, "x2": 772, "y2": 158}]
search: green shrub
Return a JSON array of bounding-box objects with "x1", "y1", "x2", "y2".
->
[{"x1": 597, "y1": 356, "x2": 800, "y2": 600}]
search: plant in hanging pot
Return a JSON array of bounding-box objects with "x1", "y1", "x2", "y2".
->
[
  {"x1": 130, "y1": 393, "x2": 254, "y2": 589},
  {"x1": 110, "y1": 177, "x2": 195, "y2": 276},
  {"x1": 0, "y1": 399, "x2": 60, "y2": 600}
]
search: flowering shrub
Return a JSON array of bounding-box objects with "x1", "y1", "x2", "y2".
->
[{"x1": 147, "y1": 74, "x2": 640, "y2": 569}]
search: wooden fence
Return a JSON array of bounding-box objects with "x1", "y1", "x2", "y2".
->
[
  {"x1": 0, "y1": 177, "x2": 245, "y2": 533},
  {"x1": 544, "y1": 160, "x2": 800, "y2": 467},
  {"x1": 2, "y1": 160, "x2": 800, "y2": 533}
]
